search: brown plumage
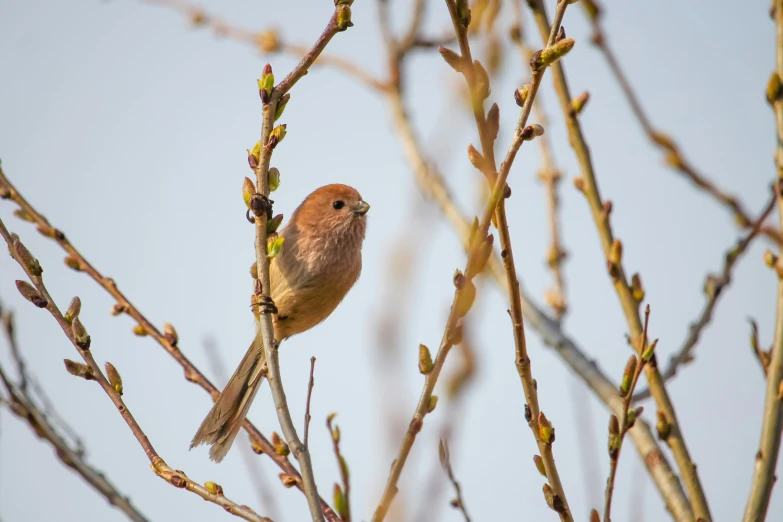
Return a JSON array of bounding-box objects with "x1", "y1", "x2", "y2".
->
[{"x1": 190, "y1": 184, "x2": 369, "y2": 461}]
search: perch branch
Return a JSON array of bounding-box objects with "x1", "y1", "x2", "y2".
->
[
  {"x1": 250, "y1": 7, "x2": 354, "y2": 522},
  {"x1": 0, "y1": 166, "x2": 340, "y2": 521}
]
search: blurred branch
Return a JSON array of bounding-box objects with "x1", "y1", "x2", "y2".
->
[
  {"x1": 633, "y1": 188, "x2": 778, "y2": 401},
  {"x1": 527, "y1": 2, "x2": 711, "y2": 520},
  {"x1": 326, "y1": 414, "x2": 352, "y2": 522},
  {"x1": 440, "y1": 0, "x2": 575, "y2": 517},
  {"x1": 438, "y1": 440, "x2": 471, "y2": 522},
  {"x1": 0, "y1": 219, "x2": 272, "y2": 522},
  {"x1": 0, "y1": 309, "x2": 149, "y2": 522},
  {"x1": 604, "y1": 307, "x2": 655, "y2": 522},
  {"x1": 137, "y1": 0, "x2": 387, "y2": 91},
  {"x1": 580, "y1": 0, "x2": 783, "y2": 246},
  {"x1": 510, "y1": 3, "x2": 568, "y2": 321},
  {"x1": 371, "y1": 12, "x2": 546, "y2": 512},
  {"x1": 381, "y1": 24, "x2": 692, "y2": 522},
  {"x1": 203, "y1": 337, "x2": 281, "y2": 520},
  {"x1": 250, "y1": 7, "x2": 356, "y2": 522},
  {"x1": 0, "y1": 165, "x2": 340, "y2": 521},
  {"x1": 742, "y1": 2, "x2": 783, "y2": 519}
]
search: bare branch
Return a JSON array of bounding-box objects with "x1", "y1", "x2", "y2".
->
[
  {"x1": 633, "y1": 188, "x2": 778, "y2": 401},
  {"x1": 742, "y1": 2, "x2": 783, "y2": 519},
  {"x1": 0, "y1": 219, "x2": 272, "y2": 522},
  {"x1": 0, "y1": 163, "x2": 340, "y2": 521},
  {"x1": 580, "y1": 1, "x2": 782, "y2": 246},
  {"x1": 0, "y1": 315, "x2": 148, "y2": 522},
  {"x1": 526, "y1": 1, "x2": 711, "y2": 519}
]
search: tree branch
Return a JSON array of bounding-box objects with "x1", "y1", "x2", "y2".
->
[
  {"x1": 439, "y1": 0, "x2": 575, "y2": 517},
  {"x1": 0, "y1": 219, "x2": 272, "y2": 522},
  {"x1": 741, "y1": 2, "x2": 783, "y2": 519},
  {"x1": 0, "y1": 333, "x2": 148, "y2": 522},
  {"x1": 250, "y1": 7, "x2": 354, "y2": 522},
  {"x1": 580, "y1": 0, "x2": 782, "y2": 246},
  {"x1": 633, "y1": 189, "x2": 778, "y2": 401},
  {"x1": 0, "y1": 165, "x2": 340, "y2": 521},
  {"x1": 527, "y1": 2, "x2": 712, "y2": 519}
]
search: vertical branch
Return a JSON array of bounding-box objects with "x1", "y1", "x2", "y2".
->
[
  {"x1": 742, "y1": 2, "x2": 783, "y2": 519},
  {"x1": 526, "y1": 2, "x2": 712, "y2": 520},
  {"x1": 439, "y1": 0, "x2": 575, "y2": 518},
  {"x1": 249, "y1": 7, "x2": 353, "y2": 522}
]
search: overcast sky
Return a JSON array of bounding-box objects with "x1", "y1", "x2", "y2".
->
[{"x1": 1, "y1": 1, "x2": 781, "y2": 521}]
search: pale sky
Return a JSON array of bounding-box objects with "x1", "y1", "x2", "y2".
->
[{"x1": 0, "y1": 1, "x2": 780, "y2": 521}]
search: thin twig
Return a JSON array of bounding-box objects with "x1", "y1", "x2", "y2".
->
[
  {"x1": 304, "y1": 357, "x2": 316, "y2": 448},
  {"x1": 327, "y1": 414, "x2": 351, "y2": 522},
  {"x1": 441, "y1": 0, "x2": 574, "y2": 517},
  {"x1": 527, "y1": 2, "x2": 711, "y2": 520},
  {"x1": 0, "y1": 164, "x2": 340, "y2": 521},
  {"x1": 580, "y1": 1, "x2": 782, "y2": 246},
  {"x1": 250, "y1": 7, "x2": 353, "y2": 522},
  {"x1": 203, "y1": 337, "x2": 281, "y2": 520},
  {"x1": 0, "y1": 219, "x2": 272, "y2": 522},
  {"x1": 382, "y1": 36, "x2": 693, "y2": 522},
  {"x1": 137, "y1": 0, "x2": 386, "y2": 91},
  {"x1": 633, "y1": 188, "x2": 778, "y2": 401},
  {"x1": 604, "y1": 306, "x2": 655, "y2": 522},
  {"x1": 742, "y1": 2, "x2": 783, "y2": 519},
  {"x1": 438, "y1": 439, "x2": 471, "y2": 522},
  {"x1": 0, "y1": 320, "x2": 148, "y2": 522},
  {"x1": 370, "y1": 48, "x2": 542, "y2": 520}
]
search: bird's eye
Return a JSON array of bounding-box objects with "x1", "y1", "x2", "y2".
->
[{"x1": 332, "y1": 200, "x2": 345, "y2": 210}]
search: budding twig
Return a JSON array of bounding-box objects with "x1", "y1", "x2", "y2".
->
[
  {"x1": 527, "y1": 1, "x2": 712, "y2": 519},
  {"x1": 580, "y1": 1, "x2": 782, "y2": 247},
  {"x1": 633, "y1": 189, "x2": 778, "y2": 401},
  {"x1": 0, "y1": 310, "x2": 148, "y2": 522},
  {"x1": 0, "y1": 219, "x2": 273, "y2": 522},
  {"x1": 251, "y1": 6, "x2": 356, "y2": 521},
  {"x1": 604, "y1": 306, "x2": 655, "y2": 522},
  {"x1": 0, "y1": 166, "x2": 339, "y2": 521},
  {"x1": 742, "y1": 3, "x2": 783, "y2": 519}
]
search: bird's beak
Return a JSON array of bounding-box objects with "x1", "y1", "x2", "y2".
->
[{"x1": 354, "y1": 200, "x2": 370, "y2": 216}]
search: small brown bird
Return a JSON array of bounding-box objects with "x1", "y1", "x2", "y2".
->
[{"x1": 191, "y1": 184, "x2": 369, "y2": 461}]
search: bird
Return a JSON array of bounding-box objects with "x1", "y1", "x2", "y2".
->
[{"x1": 190, "y1": 184, "x2": 370, "y2": 462}]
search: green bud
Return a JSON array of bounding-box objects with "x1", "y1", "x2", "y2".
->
[
  {"x1": 64, "y1": 296, "x2": 81, "y2": 325},
  {"x1": 619, "y1": 355, "x2": 637, "y2": 397},
  {"x1": 267, "y1": 214, "x2": 284, "y2": 234},
  {"x1": 533, "y1": 455, "x2": 546, "y2": 476},
  {"x1": 427, "y1": 395, "x2": 439, "y2": 413},
  {"x1": 418, "y1": 344, "x2": 434, "y2": 374},
  {"x1": 205, "y1": 481, "x2": 224, "y2": 496},
  {"x1": 274, "y1": 93, "x2": 290, "y2": 121},
  {"x1": 531, "y1": 38, "x2": 575, "y2": 72},
  {"x1": 266, "y1": 236, "x2": 285, "y2": 259},
  {"x1": 268, "y1": 167, "x2": 281, "y2": 192},
  {"x1": 243, "y1": 177, "x2": 255, "y2": 208},
  {"x1": 333, "y1": 484, "x2": 349, "y2": 519}
]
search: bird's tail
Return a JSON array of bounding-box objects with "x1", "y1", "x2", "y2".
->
[{"x1": 190, "y1": 333, "x2": 266, "y2": 462}]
